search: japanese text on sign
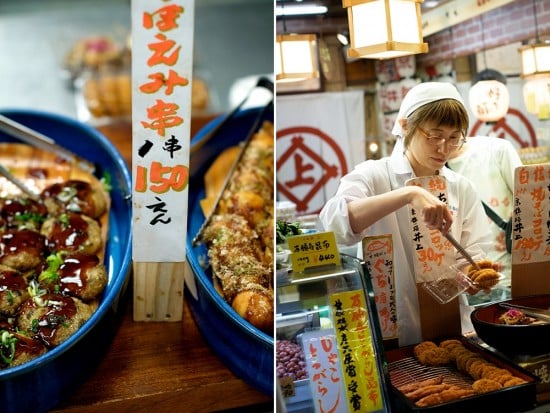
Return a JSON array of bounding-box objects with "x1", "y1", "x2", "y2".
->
[
  {"x1": 332, "y1": 290, "x2": 385, "y2": 413},
  {"x1": 512, "y1": 164, "x2": 550, "y2": 264},
  {"x1": 362, "y1": 235, "x2": 398, "y2": 340},
  {"x1": 287, "y1": 231, "x2": 340, "y2": 273},
  {"x1": 406, "y1": 176, "x2": 454, "y2": 283},
  {"x1": 132, "y1": 0, "x2": 194, "y2": 262},
  {"x1": 301, "y1": 330, "x2": 347, "y2": 413}
]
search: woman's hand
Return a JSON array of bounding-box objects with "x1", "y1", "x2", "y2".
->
[{"x1": 409, "y1": 186, "x2": 453, "y2": 233}]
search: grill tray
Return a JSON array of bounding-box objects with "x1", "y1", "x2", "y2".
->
[{"x1": 386, "y1": 337, "x2": 538, "y2": 413}]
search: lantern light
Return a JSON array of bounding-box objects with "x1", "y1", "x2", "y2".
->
[
  {"x1": 519, "y1": 0, "x2": 550, "y2": 78},
  {"x1": 468, "y1": 69, "x2": 510, "y2": 123},
  {"x1": 523, "y1": 78, "x2": 550, "y2": 120},
  {"x1": 342, "y1": 0, "x2": 428, "y2": 60},
  {"x1": 275, "y1": 34, "x2": 320, "y2": 82}
]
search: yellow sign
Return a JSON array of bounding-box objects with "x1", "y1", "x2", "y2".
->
[
  {"x1": 287, "y1": 231, "x2": 340, "y2": 273},
  {"x1": 331, "y1": 289, "x2": 384, "y2": 412}
]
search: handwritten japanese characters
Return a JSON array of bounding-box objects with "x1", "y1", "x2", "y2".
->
[
  {"x1": 132, "y1": 0, "x2": 194, "y2": 262},
  {"x1": 513, "y1": 164, "x2": 550, "y2": 263}
]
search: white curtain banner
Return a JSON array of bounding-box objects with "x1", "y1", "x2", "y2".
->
[{"x1": 276, "y1": 90, "x2": 365, "y2": 215}]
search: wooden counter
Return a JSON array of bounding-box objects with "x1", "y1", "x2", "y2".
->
[{"x1": 50, "y1": 117, "x2": 273, "y2": 413}]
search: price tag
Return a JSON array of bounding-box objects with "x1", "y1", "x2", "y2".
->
[{"x1": 287, "y1": 231, "x2": 340, "y2": 273}]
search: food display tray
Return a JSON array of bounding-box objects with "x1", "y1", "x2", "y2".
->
[
  {"x1": 185, "y1": 106, "x2": 274, "y2": 396},
  {"x1": 0, "y1": 109, "x2": 132, "y2": 413},
  {"x1": 386, "y1": 337, "x2": 538, "y2": 413}
]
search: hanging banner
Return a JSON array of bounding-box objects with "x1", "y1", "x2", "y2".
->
[
  {"x1": 301, "y1": 330, "x2": 347, "y2": 413},
  {"x1": 331, "y1": 290, "x2": 385, "y2": 413},
  {"x1": 406, "y1": 176, "x2": 454, "y2": 283},
  {"x1": 131, "y1": 0, "x2": 194, "y2": 262},
  {"x1": 276, "y1": 91, "x2": 365, "y2": 215},
  {"x1": 512, "y1": 164, "x2": 550, "y2": 264},
  {"x1": 362, "y1": 235, "x2": 398, "y2": 341}
]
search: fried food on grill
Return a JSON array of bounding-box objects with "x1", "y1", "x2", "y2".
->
[
  {"x1": 413, "y1": 340, "x2": 451, "y2": 366},
  {"x1": 404, "y1": 383, "x2": 453, "y2": 402},
  {"x1": 466, "y1": 260, "x2": 500, "y2": 288},
  {"x1": 472, "y1": 378, "x2": 502, "y2": 394},
  {"x1": 397, "y1": 376, "x2": 444, "y2": 394},
  {"x1": 502, "y1": 377, "x2": 527, "y2": 387},
  {"x1": 201, "y1": 122, "x2": 274, "y2": 334},
  {"x1": 415, "y1": 386, "x2": 475, "y2": 407},
  {"x1": 403, "y1": 339, "x2": 530, "y2": 404}
]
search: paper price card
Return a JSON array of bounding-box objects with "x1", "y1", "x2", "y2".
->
[
  {"x1": 132, "y1": 0, "x2": 193, "y2": 262},
  {"x1": 512, "y1": 164, "x2": 550, "y2": 263},
  {"x1": 301, "y1": 330, "x2": 347, "y2": 413},
  {"x1": 406, "y1": 176, "x2": 454, "y2": 283},
  {"x1": 331, "y1": 290, "x2": 386, "y2": 413},
  {"x1": 287, "y1": 231, "x2": 340, "y2": 273},
  {"x1": 362, "y1": 235, "x2": 398, "y2": 340}
]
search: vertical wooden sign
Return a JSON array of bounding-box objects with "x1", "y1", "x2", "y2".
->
[
  {"x1": 511, "y1": 164, "x2": 550, "y2": 297},
  {"x1": 362, "y1": 235, "x2": 398, "y2": 342},
  {"x1": 131, "y1": 0, "x2": 194, "y2": 321}
]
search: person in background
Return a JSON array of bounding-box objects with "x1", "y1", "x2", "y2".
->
[
  {"x1": 319, "y1": 82, "x2": 492, "y2": 346},
  {"x1": 447, "y1": 135, "x2": 522, "y2": 304}
]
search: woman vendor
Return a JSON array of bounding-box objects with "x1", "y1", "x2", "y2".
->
[{"x1": 319, "y1": 82, "x2": 493, "y2": 346}]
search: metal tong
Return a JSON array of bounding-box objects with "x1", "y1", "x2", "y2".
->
[
  {"x1": 499, "y1": 302, "x2": 550, "y2": 323},
  {"x1": 0, "y1": 113, "x2": 95, "y2": 173},
  {"x1": 443, "y1": 232, "x2": 481, "y2": 270},
  {"x1": 189, "y1": 76, "x2": 273, "y2": 156}
]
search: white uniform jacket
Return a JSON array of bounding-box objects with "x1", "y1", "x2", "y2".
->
[{"x1": 319, "y1": 151, "x2": 492, "y2": 345}]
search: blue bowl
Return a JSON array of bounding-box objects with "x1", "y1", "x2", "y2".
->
[
  {"x1": 186, "y1": 106, "x2": 274, "y2": 396},
  {"x1": 0, "y1": 109, "x2": 132, "y2": 413}
]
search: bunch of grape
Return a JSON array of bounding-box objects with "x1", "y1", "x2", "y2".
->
[{"x1": 276, "y1": 339, "x2": 308, "y2": 381}]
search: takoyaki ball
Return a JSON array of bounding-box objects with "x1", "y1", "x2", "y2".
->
[
  {"x1": 41, "y1": 212, "x2": 102, "y2": 255},
  {"x1": 0, "y1": 264, "x2": 29, "y2": 316},
  {"x1": 0, "y1": 197, "x2": 48, "y2": 232},
  {"x1": 16, "y1": 293, "x2": 97, "y2": 348},
  {"x1": 0, "y1": 329, "x2": 47, "y2": 369},
  {"x1": 0, "y1": 229, "x2": 48, "y2": 271},
  {"x1": 41, "y1": 180, "x2": 107, "y2": 219},
  {"x1": 38, "y1": 252, "x2": 107, "y2": 301}
]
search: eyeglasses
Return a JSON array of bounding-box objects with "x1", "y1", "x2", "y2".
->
[{"x1": 417, "y1": 126, "x2": 466, "y2": 150}]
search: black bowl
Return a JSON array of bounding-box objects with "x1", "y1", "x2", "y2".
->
[{"x1": 471, "y1": 294, "x2": 550, "y2": 356}]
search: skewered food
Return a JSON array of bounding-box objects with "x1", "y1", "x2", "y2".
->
[{"x1": 201, "y1": 122, "x2": 274, "y2": 334}]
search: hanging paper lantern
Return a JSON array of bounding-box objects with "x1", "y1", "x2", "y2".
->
[{"x1": 468, "y1": 69, "x2": 509, "y2": 122}]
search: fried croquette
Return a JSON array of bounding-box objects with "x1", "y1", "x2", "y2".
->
[
  {"x1": 413, "y1": 340, "x2": 438, "y2": 357},
  {"x1": 502, "y1": 377, "x2": 528, "y2": 387},
  {"x1": 466, "y1": 260, "x2": 500, "y2": 288},
  {"x1": 472, "y1": 378, "x2": 502, "y2": 394},
  {"x1": 417, "y1": 347, "x2": 452, "y2": 366}
]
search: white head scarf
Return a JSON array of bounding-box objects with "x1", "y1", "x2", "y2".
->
[{"x1": 391, "y1": 82, "x2": 465, "y2": 155}]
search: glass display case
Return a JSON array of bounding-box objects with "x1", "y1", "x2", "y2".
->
[{"x1": 276, "y1": 254, "x2": 392, "y2": 413}]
